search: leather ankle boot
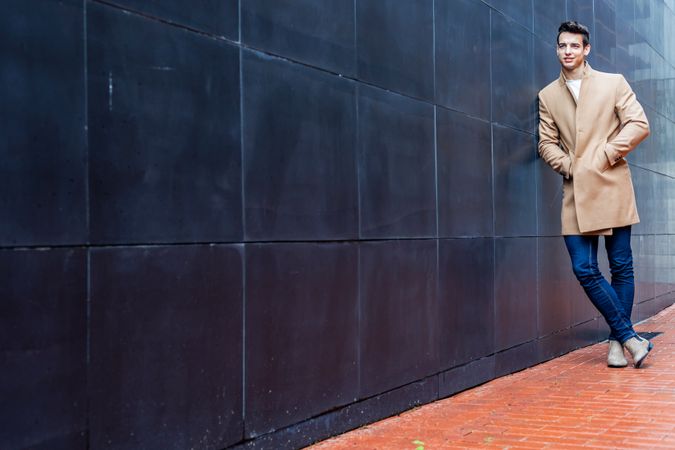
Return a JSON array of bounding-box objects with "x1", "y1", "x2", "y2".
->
[
  {"x1": 607, "y1": 340, "x2": 627, "y2": 368},
  {"x1": 623, "y1": 335, "x2": 653, "y2": 368}
]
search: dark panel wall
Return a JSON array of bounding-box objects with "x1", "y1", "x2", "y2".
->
[
  {"x1": 0, "y1": 0, "x2": 86, "y2": 246},
  {"x1": 88, "y1": 3, "x2": 242, "y2": 244},
  {"x1": 88, "y1": 245, "x2": 243, "y2": 449},
  {"x1": 2, "y1": 1, "x2": 675, "y2": 449}
]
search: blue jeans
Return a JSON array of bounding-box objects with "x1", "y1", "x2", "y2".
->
[{"x1": 564, "y1": 226, "x2": 637, "y2": 343}]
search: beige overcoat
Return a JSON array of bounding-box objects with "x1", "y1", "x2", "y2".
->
[{"x1": 538, "y1": 63, "x2": 650, "y2": 235}]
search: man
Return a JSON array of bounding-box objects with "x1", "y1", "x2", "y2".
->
[{"x1": 538, "y1": 21, "x2": 652, "y2": 368}]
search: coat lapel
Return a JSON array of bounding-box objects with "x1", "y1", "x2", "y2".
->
[
  {"x1": 558, "y1": 62, "x2": 593, "y2": 106},
  {"x1": 557, "y1": 69, "x2": 577, "y2": 105}
]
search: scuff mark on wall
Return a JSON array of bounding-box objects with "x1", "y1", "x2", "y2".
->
[{"x1": 108, "y1": 71, "x2": 113, "y2": 111}]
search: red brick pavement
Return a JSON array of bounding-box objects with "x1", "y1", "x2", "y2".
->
[{"x1": 309, "y1": 304, "x2": 675, "y2": 449}]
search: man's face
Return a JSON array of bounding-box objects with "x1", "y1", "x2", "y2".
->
[{"x1": 557, "y1": 32, "x2": 590, "y2": 71}]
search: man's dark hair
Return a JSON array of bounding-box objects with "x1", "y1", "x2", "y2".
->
[{"x1": 557, "y1": 21, "x2": 590, "y2": 46}]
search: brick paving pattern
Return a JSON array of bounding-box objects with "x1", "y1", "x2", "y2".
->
[{"x1": 310, "y1": 304, "x2": 675, "y2": 449}]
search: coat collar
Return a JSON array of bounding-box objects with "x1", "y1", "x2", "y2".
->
[{"x1": 557, "y1": 61, "x2": 594, "y2": 86}]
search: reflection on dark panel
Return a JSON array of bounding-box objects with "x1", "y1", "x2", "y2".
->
[
  {"x1": 615, "y1": 5, "x2": 636, "y2": 78},
  {"x1": 0, "y1": 249, "x2": 86, "y2": 450},
  {"x1": 242, "y1": 0, "x2": 355, "y2": 76},
  {"x1": 492, "y1": 11, "x2": 536, "y2": 132},
  {"x1": 635, "y1": 0, "x2": 665, "y2": 58},
  {"x1": 358, "y1": 86, "x2": 436, "y2": 238},
  {"x1": 593, "y1": 0, "x2": 617, "y2": 72},
  {"x1": 435, "y1": 0, "x2": 491, "y2": 119},
  {"x1": 493, "y1": 125, "x2": 537, "y2": 237},
  {"x1": 495, "y1": 238, "x2": 537, "y2": 351},
  {"x1": 437, "y1": 110, "x2": 493, "y2": 237},
  {"x1": 88, "y1": 4, "x2": 242, "y2": 244},
  {"x1": 243, "y1": 50, "x2": 358, "y2": 241},
  {"x1": 356, "y1": 0, "x2": 434, "y2": 100},
  {"x1": 360, "y1": 240, "x2": 438, "y2": 399},
  {"x1": 89, "y1": 245, "x2": 243, "y2": 449},
  {"x1": 105, "y1": 0, "x2": 238, "y2": 39},
  {"x1": 245, "y1": 243, "x2": 358, "y2": 436},
  {"x1": 0, "y1": 0, "x2": 86, "y2": 246},
  {"x1": 632, "y1": 40, "x2": 655, "y2": 110},
  {"x1": 439, "y1": 238, "x2": 495, "y2": 370}
]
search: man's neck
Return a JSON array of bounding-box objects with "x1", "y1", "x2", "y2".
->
[{"x1": 562, "y1": 63, "x2": 585, "y2": 80}]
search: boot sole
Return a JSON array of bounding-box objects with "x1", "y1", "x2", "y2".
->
[
  {"x1": 633, "y1": 342, "x2": 654, "y2": 368},
  {"x1": 608, "y1": 363, "x2": 628, "y2": 368}
]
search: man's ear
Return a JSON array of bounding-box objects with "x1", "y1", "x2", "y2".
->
[{"x1": 583, "y1": 44, "x2": 591, "y2": 57}]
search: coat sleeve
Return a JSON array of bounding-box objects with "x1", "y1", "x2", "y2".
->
[
  {"x1": 604, "y1": 75, "x2": 650, "y2": 166},
  {"x1": 538, "y1": 94, "x2": 572, "y2": 179}
]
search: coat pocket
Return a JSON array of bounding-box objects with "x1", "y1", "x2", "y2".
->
[{"x1": 594, "y1": 144, "x2": 611, "y2": 173}]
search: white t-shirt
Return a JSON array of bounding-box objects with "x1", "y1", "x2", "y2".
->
[{"x1": 566, "y1": 79, "x2": 582, "y2": 100}]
